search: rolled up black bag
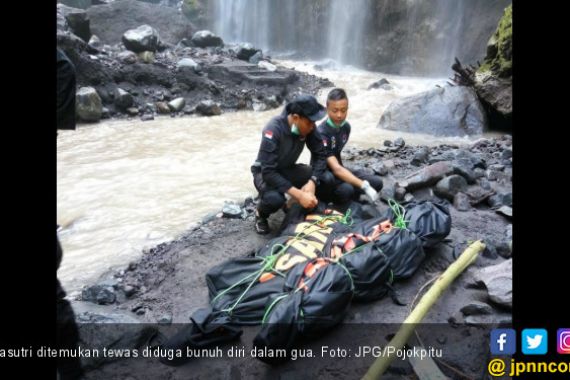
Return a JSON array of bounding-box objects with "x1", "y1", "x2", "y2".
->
[
  {"x1": 373, "y1": 227, "x2": 425, "y2": 280},
  {"x1": 253, "y1": 258, "x2": 353, "y2": 364},
  {"x1": 404, "y1": 201, "x2": 451, "y2": 248}
]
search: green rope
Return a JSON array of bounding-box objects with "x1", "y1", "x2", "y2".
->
[
  {"x1": 221, "y1": 243, "x2": 292, "y2": 313},
  {"x1": 324, "y1": 208, "x2": 353, "y2": 226},
  {"x1": 211, "y1": 270, "x2": 261, "y2": 304},
  {"x1": 388, "y1": 199, "x2": 408, "y2": 229},
  {"x1": 261, "y1": 294, "x2": 288, "y2": 323},
  {"x1": 340, "y1": 208, "x2": 353, "y2": 226},
  {"x1": 213, "y1": 244, "x2": 288, "y2": 307},
  {"x1": 334, "y1": 260, "x2": 355, "y2": 291},
  {"x1": 216, "y1": 208, "x2": 354, "y2": 316},
  {"x1": 302, "y1": 208, "x2": 353, "y2": 231},
  {"x1": 259, "y1": 209, "x2": 355, "y2": 320}
]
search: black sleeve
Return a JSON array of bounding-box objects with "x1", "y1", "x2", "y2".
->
[
  {"x1": 56, "y1": 233, "x2": 63, "y2": 271},
  {"x1": 57, "y1": 49, "x2": 76, "y2": 131},
  {"x1": 258, "y1": 127, "x2": 293, "y2": 193},
  {"x1": 307, "y1": 130, "x2": 328, "y2": 179}
]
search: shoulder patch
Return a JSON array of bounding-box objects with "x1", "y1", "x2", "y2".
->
[{"x1": 264, "y1": 130, "x2": 273, "y2": 139}]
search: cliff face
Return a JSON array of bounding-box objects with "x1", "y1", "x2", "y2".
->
[
  {"x1": 60, "y1": 0, "x2": 511, "y2": 75},
  {"x1": 478, "y1": 4, "x2": 512, "y2": 78},
  {"x1": 362, "y1": 0, "x2": 512, "y2": 74},
  {"x1": 474, "y1": 4, "x2": 512, "y2": 129},
  {"x1": 197, "y1": 0, "x2": 511, "y2": 75}
]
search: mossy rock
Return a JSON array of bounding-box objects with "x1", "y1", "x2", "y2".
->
[
  {"x1": 478, "y1": 4, "x2": 512, "y2": 78},
  {"x1": 182, "y1": 0, "x2": 205, "y2": 23}
]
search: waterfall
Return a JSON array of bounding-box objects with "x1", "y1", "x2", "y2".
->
[
  {"x1": 211, "y1": 0, "x2": 369, "y2": 63},
  {"x1": 273, "y1": 0, "x2": 298, "y2": 53},
  {"x1": 430, "y1": 0, "x2": 466, "y2": 72},
  {"x1": 212, "y1": 0, "x2": 271, "y2": 51},
  {"x1": 207, "y1": 0, "x2": 509, "y2": 75},
  {"x1": 325, "y1": 0, "x2": 370, "y2": 66}
]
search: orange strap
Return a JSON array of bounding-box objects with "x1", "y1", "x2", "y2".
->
[
  {"x1": 332, "y1": 220, "x2": 394, "y2": 255},
  {"x1": 259, "y1": 272, "x2": 276, "y2": 283},
  {"x1": 298, "y1": 258, "x2": 330, "y2": 292}
]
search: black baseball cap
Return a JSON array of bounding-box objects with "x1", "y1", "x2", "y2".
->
[{"x1": 286, "y1": 94, "x2": 327, "y2": 122}]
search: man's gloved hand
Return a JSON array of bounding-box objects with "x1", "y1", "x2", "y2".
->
[{"x1": 361, "y1": 180, "x2": 379, "y2": 202}]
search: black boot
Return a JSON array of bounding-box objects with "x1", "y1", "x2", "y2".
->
[{"x1": 254, "y1": 210, "x2": 270, "y2": 234}]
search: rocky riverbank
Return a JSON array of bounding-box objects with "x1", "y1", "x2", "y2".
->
[
  {"x1": 71, "y1": 136, "x2": 512, "y2": 379},
  {"x1": 57, "y1": 0, "x2": 332, "y2": 123}
]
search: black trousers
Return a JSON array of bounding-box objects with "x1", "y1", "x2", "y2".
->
[
  {"x1": 318, "y1": 167, "x2": 383, "y2": 205},
  {"x1": 57, "y1": 236, "x2": 83, "y2": 380},
  {"x1": 316, "y1": 171, "x2": 354, "y2": 204},
  {"x1": 349, "y1": 166, "x2": 384, "y2": 197},
  {"x1": 253, "y1": 164, "x2": 313, "y2": 218}
]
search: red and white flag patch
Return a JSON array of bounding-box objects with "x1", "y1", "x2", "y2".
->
[
  {"x1": 264, "y1": 130, "x2": 273, "y2": 139},
  {"x1": 322, "y1": 139, "x2": 328, "y2": 147}
]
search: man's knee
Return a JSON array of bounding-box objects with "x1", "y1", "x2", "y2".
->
[
  {"x1": 258, "y1": 191, "x2": 286, "y2": 216},
  {"x1": 316, "y1": 171, "x2": 336, "y2": 201},
  {"x1": 335, "y1": 182, "x2": 354, "y2": 204},
  {"x1": 319, "y1": 171, "x2": 336, "y2": 187},
  {"x1": 318, "y1": 172, "x2": 353, "y2": 204}
]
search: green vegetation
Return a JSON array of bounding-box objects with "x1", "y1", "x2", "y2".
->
[
  {"x1": 478, "y1": 4, "x2": 512, "y2": 77},
  {"x1": 182, "y1": 0, "x2": 204, "y2": 21}
]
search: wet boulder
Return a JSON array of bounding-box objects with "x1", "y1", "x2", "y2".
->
[
  {"x1": 88, "y1": 0, "x2": 194, "y2": 45},
  {"x1": 116, "y1": 52, "x2": 136, "y2": 65},
  {"x1": 434, "y1": 175, "x2": 468, "y2": 201},
  {"x1": 404, "y1": 161, "x2": 454, "y2": 191},
  {"x1": 114, "y1": 88, "x2": 134, "y2": 110},
  {"x1": 195, "y1": 100, "x2": 222, "y2": 116},
  {"x1": 76, "y1": 87, "x2": 103, "y2": 122},
  {"x1": 378, "y1": 86, "x2": 487, "y2": 137},
  {"x1": 167, "y1": 97, "x2": 186, "y2": 112},
  {"x1": 236, "y1": 43, "x2": 260, "y2": 61},
  {"x1": 177, "y1": 58, "x2": 200, "y2": 72},
  {"x1": 367, "y1": 78, "x2": 392, "y2": 90},
  {"x1": 191, "y1": 30, "x2": 223, "y2": 48},
  {"x1": 122, "y1": 25, "x2": 159, "y2": 53},
  {"x1": 57, "y1": 3, "x2": 91, "y2": 42}
]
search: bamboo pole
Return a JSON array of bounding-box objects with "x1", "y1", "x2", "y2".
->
[{"x1": 362, "y1": 240, "x2": 486, "y2": 380}]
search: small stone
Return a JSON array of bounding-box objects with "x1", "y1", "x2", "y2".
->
[{"x1": 158, "y1": 314, "x2": 172, "y2": 325}]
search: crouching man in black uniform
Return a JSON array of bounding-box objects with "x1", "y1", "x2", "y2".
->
[
  {"x1": 57, "y1": 47, "x2": 83, "y2": 380},
  {"x1": 315, "y1": 88, "x2": 383, "y2": 205},
  {"x1": 251, "y1": 95, "x2": 328, "y2": 234}
]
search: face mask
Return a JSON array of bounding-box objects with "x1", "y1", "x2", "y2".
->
[
  {"x1": 291, "y1": 124, "x2": 300, "y2": 135},
  {"x1": 327, "y1": 118, "x2": 346, "y2": 129}
]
